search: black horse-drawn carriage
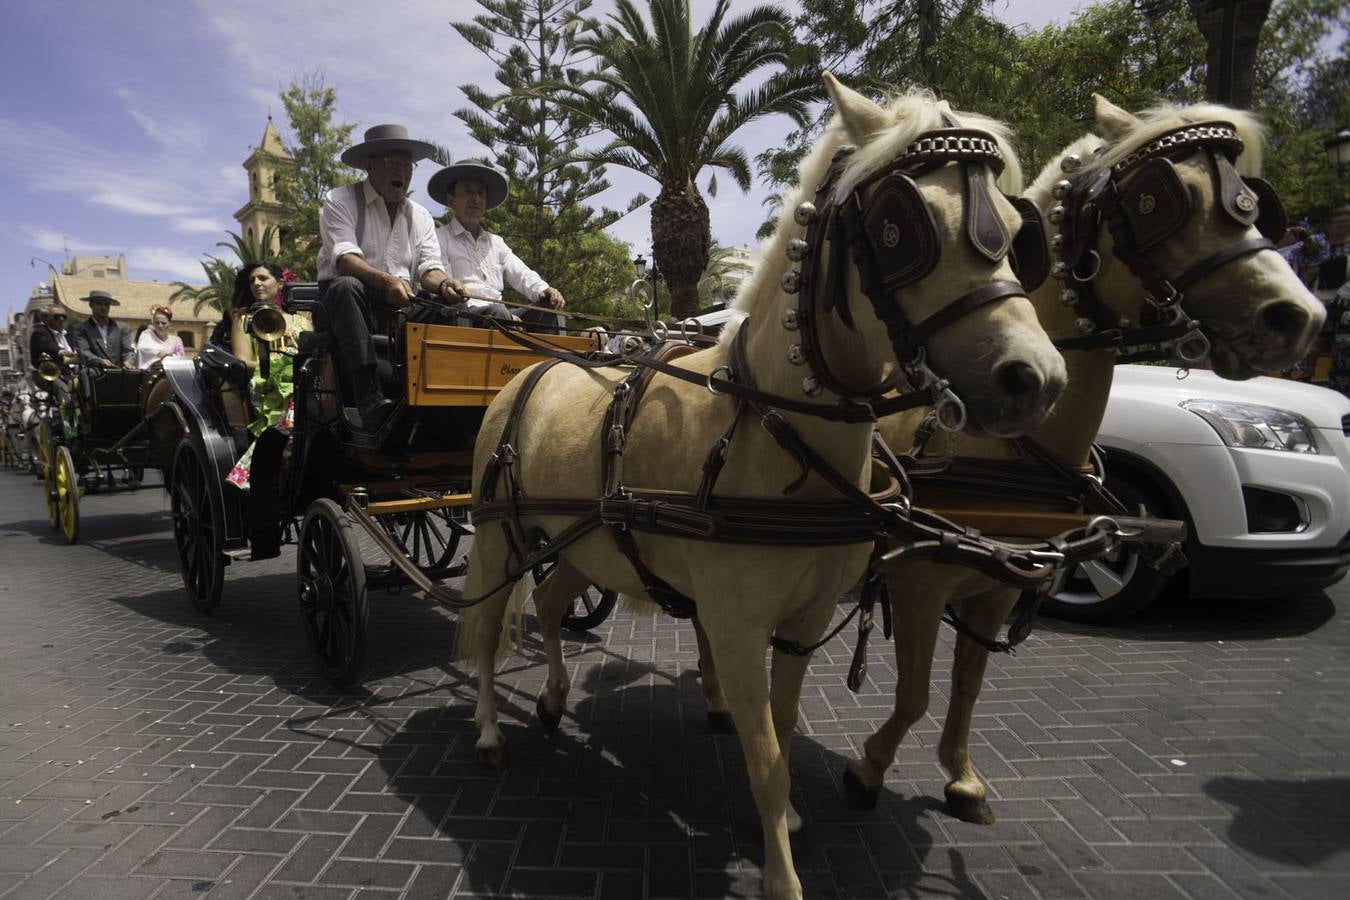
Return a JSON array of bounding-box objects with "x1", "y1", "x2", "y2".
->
[
  {"x1": 33, "y1": 354, "x2": 177, "y2": 544},
  {"x1": 158, "y1": 286, "x2": 618, "y2": 686}
]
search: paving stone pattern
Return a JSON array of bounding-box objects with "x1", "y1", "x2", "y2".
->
[{"x1": 1, "y1": 470, "x2": 1348, "y2": 898}]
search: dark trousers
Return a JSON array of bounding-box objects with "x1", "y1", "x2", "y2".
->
[
  {"x1": 519, "y1": 306, "x2": 565, "y2": 334},
  {"x1": 320, "y1": 276, "x2": 427, "y2": 404}
]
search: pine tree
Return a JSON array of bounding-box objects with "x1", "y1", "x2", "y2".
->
[{"x1": 452, "y1": 0, "x2": 645, "y2": 313}]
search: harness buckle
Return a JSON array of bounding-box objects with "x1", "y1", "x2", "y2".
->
[
  {"x1": 493, "y1": 443, "x2": 517, "y2": 466},
  {"x1": 606, "y1": 424, "x2": 626, "y2": 453},
  {"x1": 1022, "y1": 548, "x2": 1066, "y2": 568},
  {"x1": 706, "y1": 365, "x2": 734, "y2": 396},
  {"x1": 1174, "y1": 324, "x2": 1211, "y2": 367},
  {"x1": 933, "y1": 385, "x2": 967, "y2": 433}
]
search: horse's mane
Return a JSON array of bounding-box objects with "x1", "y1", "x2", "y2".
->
[
  {"x1": 724, "y1": 90, "x2": 1024, "y2": 343},
  {"x1": 1027, "y1": 101, "x2": 1268, "y2": 210}
]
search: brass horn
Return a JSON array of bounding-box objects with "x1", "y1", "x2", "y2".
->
[
  {"x1": 248, "y1": 304, "x2": 287, "y2": 343},
  {"x1": 37, "y1": 359, "x2": 61, "y2": 382}
]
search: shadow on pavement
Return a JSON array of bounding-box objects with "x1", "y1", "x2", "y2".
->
[
  {"x1": 1038, "y1": 590, "x2": 1336, "y2": 642},
  {"x1": 280, "y1": 648, "x2": 986, "y2": 899},
  {"x1": 1204, "y1": 776, "x2": 1350, "y2": 866}
]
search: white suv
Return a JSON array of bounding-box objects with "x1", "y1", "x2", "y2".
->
[{"x1": 1045, "y1": 365, "x2": 1350, "y2": 621}]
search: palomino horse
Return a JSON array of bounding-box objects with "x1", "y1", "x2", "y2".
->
[
  {"x1": 842, "y1": 94, "x2": 1325, "y2": 825},
  {"x1": 460, "y1": 74, "x2": 1065, "y2": 900}
]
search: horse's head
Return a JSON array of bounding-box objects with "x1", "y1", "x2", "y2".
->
[
  {"x1": 1032, "y1": 95, "x2": 1322, "y2": 379},
  {"x1": 738, "y1": 73, "x2": 1064, "y2": 437}
]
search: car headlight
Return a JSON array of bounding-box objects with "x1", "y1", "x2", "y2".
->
[{"x1": 1180, "y1": 399, "x2": 1318, "y2": 453}]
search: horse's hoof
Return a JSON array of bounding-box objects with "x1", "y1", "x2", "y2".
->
[
  {"x1": 842, "y1": 766, "x2": 879, "y2": 810},
  {"x1": 476, "y1": 745, "x2": 510, "y2": 770},
  {"x1": 944, "y1": 786, "x2": 995, "y2": 824},
  {"x1": 536, "y1": 696, "x2": 562, "y2": 733},
  {"x1": 706, "y1": 710, "x2": 735, "y2": 733}
]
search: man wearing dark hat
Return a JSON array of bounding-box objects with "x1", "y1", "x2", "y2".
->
[
  {"x1": 29, "y1": 305, "x2": 74, "y2": 371},
  {"x1": 317, "y1": 123, "x2": 468, "y2": 431},
  {"x1": 430, "y1": 160, "x2": 566, "y2": 333},
  {"x1": 71, "y1": 290, "x2": 134, "y2": 369}
]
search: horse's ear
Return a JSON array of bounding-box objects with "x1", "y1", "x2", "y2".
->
[
  {"x1": 823, "y1": 71, "x2": 888, "y2": 142},
  {"x1": 1093, "y1": 93, "x2": 1141, "y2": 143}
]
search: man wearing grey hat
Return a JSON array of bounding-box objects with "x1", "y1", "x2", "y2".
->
[
  {"x1": 429, "y1": 160, "x2": 566, "y2": 333},
  {"x1": 317, "y1": 124, "x2": 469, "y2": 431},
  {"x1": 71, "y1": 290, "x2": 134, "y2": 369}
]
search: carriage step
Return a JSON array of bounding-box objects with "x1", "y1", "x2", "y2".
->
[{"x1": 223, "y1": 548, "x2": 252, "y2": 561}]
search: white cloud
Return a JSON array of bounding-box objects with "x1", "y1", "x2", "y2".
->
[
  {"x1": 173, "y1": 217, "x2": 228, "y2": 234},
  {"x1": 114, "y1": 86, "x2": 208, "y2": 150},
  {"x1": 131, "y1": 246, "x2": 211, "y2": 283}
]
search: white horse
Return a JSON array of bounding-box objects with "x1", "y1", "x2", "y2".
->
[
  {"x1": 843, "y1": 94, "x2": 1325, "y2": 824},
  {"x1": 459, "y1": 73, "x2": 1066, "y2": 899}
]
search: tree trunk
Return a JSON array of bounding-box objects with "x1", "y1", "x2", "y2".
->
[
  {"x1": 651, "y1": 184, "x2": 711, "y2": 320},
  {"x1": 1190, "y1": 0, "x2": 1272, "y2": 108}
]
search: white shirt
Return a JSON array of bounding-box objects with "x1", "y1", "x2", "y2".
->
[
  {"x1": 437, "y1": 219, "x2": 549, "y2": 311},
  {"x1": 45, "y1": 325, "x2": 72, "y2": 353},
  {"x1": 317, "y1": 179, "x2": 445, "y2": 283},
  {"x1": 135, "y1": 328, "x2": 184, "y2": 370}
]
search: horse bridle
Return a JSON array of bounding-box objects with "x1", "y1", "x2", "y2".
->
[
  {"x1": 1046, "y1": 121, "x2": 1287, "y2": 365},
  {"x1": 780, "y1": 126, "x2": 1050, "y2": 432}
]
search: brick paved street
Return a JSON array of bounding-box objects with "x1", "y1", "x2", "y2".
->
[{"x1": 1, "y1": 467, "x2": 1348, "y2": 899}]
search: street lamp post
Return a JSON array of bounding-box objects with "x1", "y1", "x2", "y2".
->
[{"x1": 1325, "y1": 128, "x2": 1350, "y2": 176}]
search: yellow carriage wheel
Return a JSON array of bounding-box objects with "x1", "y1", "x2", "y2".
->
[
  {"x1": 54, "y1": 445, "x2": 79, "y2": 545},
  {"x1": 37, "y1": 421, "x2": 58, "y2": 529}
]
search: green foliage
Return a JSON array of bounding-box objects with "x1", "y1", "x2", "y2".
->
[
  {"x1": 759, "y1": 0, "x2": 1347, "y2": 231},
  {"x1": 452, "y1": 0, "x2": 643, "y2": 313},
  {"x1": 529, "y1": 0, "x2": 819, "y2": 317},
  {"x1": 272, "y1": 73, "x2": 359, "y2": 278}
]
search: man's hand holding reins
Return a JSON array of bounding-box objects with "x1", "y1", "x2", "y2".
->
[{"x1": 538, "y1": 287, "x2": 565, "y2": 309}]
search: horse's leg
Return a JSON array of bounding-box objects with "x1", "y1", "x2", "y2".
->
[
  {"x1": 702, "y1": 618, "x2": 802, "y2": 900},
  {"x1": 843, "y1": 565, "x2": 947, "y2": 809},
  {"x1": 938, "y1": 585, "x2": 1020, "y2": 824},
  {"x1": 464, "y1": 525, "x2": 524, "y2": 770},
  {"x1": 769, "y1": 598, "x2": 840, "y2": 834},
  {"x1": 693, "y1": 618, "x2": 733, "y2": 732},
  {"x1": 530, "y1": 558, "x2": 592, "y2": 732}
]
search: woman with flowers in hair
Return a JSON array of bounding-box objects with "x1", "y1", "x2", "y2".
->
[
  {"x1": 224, "y1": 261, "x2": 309, "y2": 488},
  {"x1": 135, "y1": 305, "x2": 186, "y2": 369}
]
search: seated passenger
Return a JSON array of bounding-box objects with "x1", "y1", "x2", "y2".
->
[
  {"x1": 136, "y1": 306, "x2": 185, "y2": 369},
  {"x1": 71, "y1": 290, "x2": 135, "y2": 369},
  {"x1": 30, "y1": 305, "x2": 74, "y2": 372},
  {"x1": 317, "y1": 124, "x2": 468, "y2": 432},
  {"x1": 225, "y1": 260, "x2": 312, "y2": 490},
  {"x1": 428, "y1": 159, "x2": 566, "y2": 333}
]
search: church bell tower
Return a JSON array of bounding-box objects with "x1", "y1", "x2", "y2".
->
[{"x1": 233, "y1": 117, "x2": 291, "y2": 254}]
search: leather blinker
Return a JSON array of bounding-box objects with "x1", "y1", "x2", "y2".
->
[
  {"x1": 863, "y1": 173, "x2": 941, "y2": 291},
  {"x1": 1008, "y1": 196, "x2": 1051, "y2": 290},
  {"x1": 1119, "y1": 157, "x2": 1191, "y2": 252},
  {"x1": 1242, "y1": 176, "x2": 1287, "y2": 241},
  {"x1": 964, "y1": 163, "x2": 1011, "y2": 263},
  {"x1": 1214, "y1": 152, "x2": 1258, "y2": 229}
]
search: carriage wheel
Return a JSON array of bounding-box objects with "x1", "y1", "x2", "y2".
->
[
  {"x1": 297, "y1": 498, "x2": 369, "y2": 688},
  {"x1": 170, "y1": 440, "x2": 225, "y2": 614},
  {"x1": 378, "y1": 507, "x2": 465, "y2": 573},
  {"x1": 532, "y1": 559, "x2": 619, "y2": 631},
  {"x1": 54, "y1": 445, "x2": 80, "y2": 544},
  {"x1": 38, "y1": 422, "x2": 58, "y2": 527}
]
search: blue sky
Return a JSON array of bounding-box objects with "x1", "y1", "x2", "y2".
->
[{"x1": 0, "y1": 0, "x2": 1067, "y2": 323}]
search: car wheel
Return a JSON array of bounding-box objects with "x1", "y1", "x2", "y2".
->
[{"x1": 1042, "y1": 470, "x2": 1183, "y2": 624}]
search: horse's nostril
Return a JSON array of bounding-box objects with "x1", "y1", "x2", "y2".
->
[
  {"x1": 995, "y1": 360, "x2": 1043, "y2": 399},
  {"x1": 1260, "y1": 301, "x2": 1311, "y2": 336}
]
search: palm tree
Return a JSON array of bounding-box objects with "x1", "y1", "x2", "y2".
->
[
  {"x1": 543, "y1": 0, "x2": 818, "y2": 318},
  {"x1": 170, "y1": 227, "x2": 280, "y2": 317}
]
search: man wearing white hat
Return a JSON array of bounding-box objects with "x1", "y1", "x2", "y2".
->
[
  {"x1": 317, "y1": 123, "x2": 468, "y2": 431},
  {"x1": 429, "y1": 160, "x2": 566, "y2": 333}
]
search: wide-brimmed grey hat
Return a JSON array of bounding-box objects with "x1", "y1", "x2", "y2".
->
[
  {"x1": 80, "y1": 290, "x2": 120, "y2": 306},
  {"x1": 427, "y1": 160, "x2": 510, "y2": 210},
  {"x1": 340, "y1": 123, "x2": 437, "y2": 168}
]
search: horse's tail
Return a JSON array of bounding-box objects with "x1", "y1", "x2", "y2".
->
[{"x1": 455, "y1": 534, "x2": 531, "y2": 666}]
